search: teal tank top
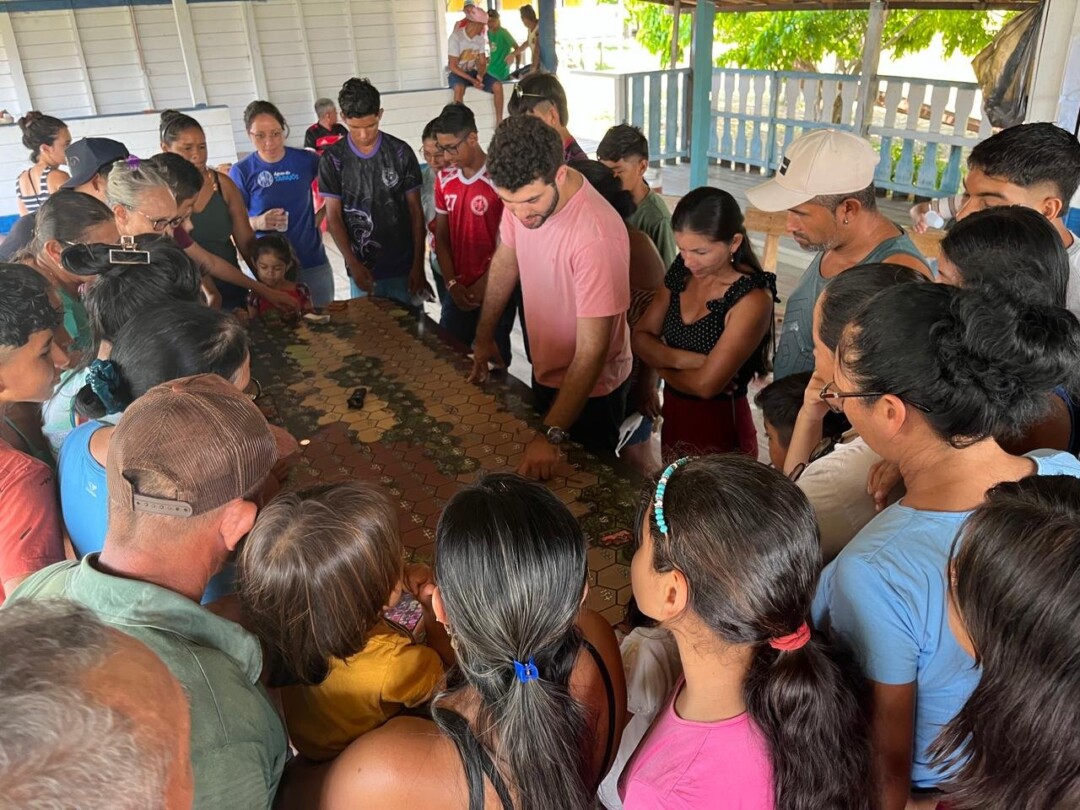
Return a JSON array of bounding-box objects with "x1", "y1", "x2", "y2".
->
[{"x1": 774, "y1": 231, "x2": 927, "y2": 380}]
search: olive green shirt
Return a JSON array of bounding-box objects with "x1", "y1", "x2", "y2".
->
[
  {"x1": 628, "y1": 188, "x2": 677, "y2": 268},
  {"x1": 9, "y1": 555, "x2": 287, "y2": 810}
]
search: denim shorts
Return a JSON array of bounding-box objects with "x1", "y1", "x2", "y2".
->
[{"x1": 448, "y1": 70, "x2": 499, "y2": 94}]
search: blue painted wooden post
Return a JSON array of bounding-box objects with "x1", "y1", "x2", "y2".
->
[
  {"x1": 689, "y1": 0, "x2": 714, "y2": 188},
  {"x1": 538, "y1": 0, "x2": 557, "y2": 74},
  {"x1": 648, "y1": 76, "x2": 662, "y2": 158},
  {"x1": 664, "y1": 71, "x2": 680, "y2": 161},
  {"x1": 631, "y1": 75, "x2": 646, "y2": 129}
]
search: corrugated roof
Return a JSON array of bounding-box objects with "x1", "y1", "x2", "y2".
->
[{"x1": 645, "y1": 0, "x2": 1036, "y2": 11}]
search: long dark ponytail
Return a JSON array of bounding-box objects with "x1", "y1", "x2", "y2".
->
[
  {"x1": 644, "y1": 455, "x2": 876, "y2": 809},
  {"x1": 433, "y1": 473, "x2": 591, "y2": 810}
]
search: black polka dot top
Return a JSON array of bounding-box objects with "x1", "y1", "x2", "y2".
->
[{"x1": 661, "y1": 256, "x2": 778, "y2": 400}]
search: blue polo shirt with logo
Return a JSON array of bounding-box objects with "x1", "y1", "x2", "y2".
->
[{"x1": 229, "y1": 146, "x2": 327, "y2": 271}]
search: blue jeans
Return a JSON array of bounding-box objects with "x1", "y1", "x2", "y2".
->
[
  {"x1": 299, "y1": 261, "x2": 334, "y2": 307},
  {"x1": 448, "y1": 70, "x2": 499, "y2": 93},
  {"x1": 350, "y1": 274, "x2": 413, "y2": 306}
]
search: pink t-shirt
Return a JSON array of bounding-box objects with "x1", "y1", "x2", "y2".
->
[
  {"x1": 0, "y1": 438, "x2": 64, "y2": 603},
  {"x1": 499, "y1": 177, "x2": 631, "y2": 396},
  {"x1": 620, "y1": 679, "x2": 775, "y2": 809}
]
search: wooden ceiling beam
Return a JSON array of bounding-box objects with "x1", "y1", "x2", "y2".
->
[{"x1": 639, "y1": 0, "x2": 1036, "y2": 11}]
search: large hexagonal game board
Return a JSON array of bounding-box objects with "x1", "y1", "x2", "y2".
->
[{"x1": 247, "y1": 298, "x2": 645, "y2": 626}]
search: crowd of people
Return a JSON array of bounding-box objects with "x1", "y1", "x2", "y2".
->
[{"x1": 1, "y1": 39, "x2": 1080, "y2": 810}]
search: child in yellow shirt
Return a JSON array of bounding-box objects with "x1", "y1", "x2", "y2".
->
[{"x1": 238, "y1": 480, "x2": 454, "y2": 761}]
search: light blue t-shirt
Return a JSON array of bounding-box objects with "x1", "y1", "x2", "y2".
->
[
  {"x1": 812, "y1": 450, "x2": 1080, "y2": 788},
  {"x1": 58, "y1": 420, "x2": 112, "y2": 557},
  {"x1": 58, "y1": 420, "x2": 235, "y2": 604}
]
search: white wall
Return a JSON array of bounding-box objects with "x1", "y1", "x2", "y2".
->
[
  {"x1": 190, "y1": 2, "x2": 259, "y2": 148},
  {"x1": 0, "y1": 82, "x2": 501, "y2": 218},
  {"x1": 0, "y1": 0, "x2": 514, "y2": 219},
  {"x1": 0, "y1": 105, "x2": 237, "y2": 218},
  {"x1": 11, "y1": 10, "x2": 94, "y2": 118},
  {"x1": 133, "y1": 5, "x2": 191, "y2": 112},
  {"x1": 76, "y1": 6, "x2": 154, "y2": 114},
  {"x1": 0, "y1": 0, "x2": 450, "y2": 156},
  {"x1": 0, "y1": 19, "x2": 22, "y2": 115},
  {"x1": 381, "y1": 85, "x2": 498, "y2": 155},
  {"x1": 1028, "y1": 0, "x2": 1080, "y2": 208}
]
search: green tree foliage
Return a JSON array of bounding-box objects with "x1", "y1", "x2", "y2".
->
[
  {"x1": 626, "y1": 1, "x2": 1013, "y2": 73},
  {"x1": 628, "y1": 0, "x2": 693, "y2": 64}
]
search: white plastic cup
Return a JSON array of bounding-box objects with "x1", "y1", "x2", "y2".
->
[
  {"x1": 275, "y1": 210, "x2": 289, "y2": 232},
  {"x1": 924, "y1": 211, "x2": 945, "y2": 230}
]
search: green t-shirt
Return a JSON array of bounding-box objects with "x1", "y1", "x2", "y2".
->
[
  {"x1": 9, "y1": 556, "x2": 288, "y2": 809},
  {"x1": 628, "y1": 189, "x2": 677, "y2": 268},
  {"x1": 487, "y1": 27, "x2": 516, "y2": 81}
]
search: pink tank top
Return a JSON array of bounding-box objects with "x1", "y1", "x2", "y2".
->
[{"x1": 619, "y1": 678, "x2": 775, "y2": 809}]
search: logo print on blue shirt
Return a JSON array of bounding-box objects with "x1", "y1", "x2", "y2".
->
[
  {"x1": 382, "y1": 167, "x2": 400, "y2": 188},
  {"x1": 257, "y1": 170, "x2": 274, "y2": 188}
]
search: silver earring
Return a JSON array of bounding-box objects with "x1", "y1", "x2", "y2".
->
[{"x1": 843, "y1": 218, "x2": 849, "y2": 225}]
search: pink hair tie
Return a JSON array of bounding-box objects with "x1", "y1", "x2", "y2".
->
[{"x1": 769, "y1": 622, "x2": 811, "y2": 652}]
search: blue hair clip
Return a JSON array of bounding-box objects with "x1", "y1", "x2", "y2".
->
[
  {"x1": 87, "y1": 358, "x2": 124, "y2": 415},
  {"x1": 125, "y1": 155, "x2": 141, "y2": 170},
  {"x1": 513, "y1": 657, "x2": 539, "y2": 683},
  {"x1": 654, "y1": 457, "x2": 690, "y2": 536}
]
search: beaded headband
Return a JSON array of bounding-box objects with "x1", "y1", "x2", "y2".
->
[{"x1": 653, "y1": 457, "x2": 690, "y2": 536}]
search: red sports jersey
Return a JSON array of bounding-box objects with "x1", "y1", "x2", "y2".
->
[{"x1": 434, "y1": 164, "x2": 503, "y2": 288}]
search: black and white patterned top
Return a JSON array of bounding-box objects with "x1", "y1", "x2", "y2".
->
[{"x1": 661, "y1": 257, "x2": 777, "y2": 399}]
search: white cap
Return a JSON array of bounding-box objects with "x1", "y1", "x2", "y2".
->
[{"x1": 746, "y1": 129, "x2": 881, "y2": 212}]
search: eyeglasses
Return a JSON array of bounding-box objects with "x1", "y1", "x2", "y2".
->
[
  {"x1": 819, "y1": 380, "x2": 932, "y2": 414},
  {"x1": 127, "y1": 207, "x2": 185, "y2": 232},
  {"x1": 249, "y1": 130, "x2": 285, "y2": 142},
  {"x1": 245, "y1": 377, "x2": 263, "y2": 402},
  {"x1": 436, "y1": 135, "x2": 468, "y2": 156}
]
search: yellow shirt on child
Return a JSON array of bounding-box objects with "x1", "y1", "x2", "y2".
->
[{"x1": 282, "y1": 619, "x2": 443, "y2": 761}]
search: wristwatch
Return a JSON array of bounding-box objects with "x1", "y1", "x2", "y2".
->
[
  {"x1": 545, "y1": 425, "x2": 569, "y2": 446},
  {"x1": 446, "y1": 278, "x2": 459, "y2": 290}
]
